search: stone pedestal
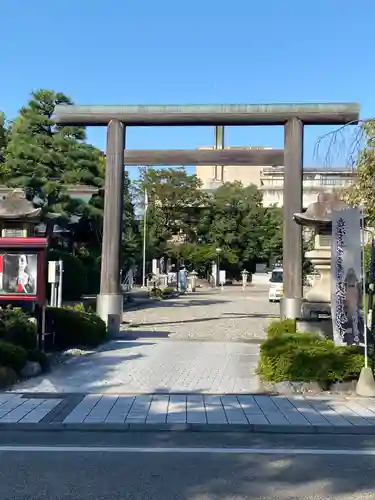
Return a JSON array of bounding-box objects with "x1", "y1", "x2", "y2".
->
[{"x1": 305, "y1": 234, "x2": 331, "y2": 303}]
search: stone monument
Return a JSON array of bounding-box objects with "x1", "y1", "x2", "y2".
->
[{"x1": 294, "y1": 192, "x2": 348, "y2": 336}]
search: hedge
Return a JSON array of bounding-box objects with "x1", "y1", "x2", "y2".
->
[
  {"x1": 45, "y1": 307, "x2": 107, "y2": 349},
  {"x1": 27, "y1": 349, "x2": 50, "y2": 372},
  {"x1": 258, "y1": 319, "x2": 365, "y2": 384},
  {"x1": 149, "y1": 286, "x2": 176, "y2": 299},
  {"x1": 0, "y1": 366, "x2": 18, "y2": 389},
  {"x1": 0, "y1": 307, "x2": 37, "y2": 351},
  {"x1": 267, "y1": 318, "x2": 296, "y2": 338},
  {"x1": 0, "y1": 341, "x2": 28, "y2": 374}
]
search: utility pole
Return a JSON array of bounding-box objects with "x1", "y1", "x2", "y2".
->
[{"x1": 142, "y1": 166, "x2": 149, "y2": 288}]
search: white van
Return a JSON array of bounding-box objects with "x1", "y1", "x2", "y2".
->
[{"x1": 268, "y1": 267, "x2": 284, "y2": 302}]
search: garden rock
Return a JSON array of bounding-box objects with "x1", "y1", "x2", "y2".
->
[
  {"x1": 274, "y1": 380, "x2": 322, "y2": 395},
  {"x1": 21, "y1": 361, "x2": 42, "y2": 378}
]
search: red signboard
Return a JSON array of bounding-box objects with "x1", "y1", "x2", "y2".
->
[{"x1": 0, "y1": 238, "x2": 48, "y2": 305}]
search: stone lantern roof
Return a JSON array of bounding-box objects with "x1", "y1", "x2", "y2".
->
[
  {"x1": 0, "y1": 189, "x2": 41, "y2": 220},
  {"x1": 293, "y1": 192, "x2": 351, "y2": 233}
]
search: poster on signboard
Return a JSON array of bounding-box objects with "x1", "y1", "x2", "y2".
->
[
  {"x1": 331, "y1": 207, "x2": 363, "y2": 346},
  {"x1": 0, "y1": 253, "x2": 38, "y2": 296}
]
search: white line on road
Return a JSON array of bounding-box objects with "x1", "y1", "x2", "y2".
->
[{"x1": 1, "y1": 446, "x2": 375, "y2": 456}]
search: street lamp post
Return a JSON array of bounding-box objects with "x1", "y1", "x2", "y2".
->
[
  {"x1": 216, "y1": 247, "x2": 222, "y2": 287},
  {"x1": 141, "y1": 167, "x2": 149, "y2": 289}
]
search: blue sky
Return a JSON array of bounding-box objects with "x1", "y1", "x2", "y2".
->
[{"x1": 1, "y1": 0, "x2": 374, "y2": 181}]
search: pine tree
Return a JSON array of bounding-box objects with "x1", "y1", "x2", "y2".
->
[{"x1": 2, "y1": 89, "x2": 103, "y2": 222}]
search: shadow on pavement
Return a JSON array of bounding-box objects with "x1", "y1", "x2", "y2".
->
[
  {"x1": 124, "y1": 311, "x2": 277, "y2": 328},
  {"x1": 125, "y1": 297, "x2": 231, "y2": 312}
]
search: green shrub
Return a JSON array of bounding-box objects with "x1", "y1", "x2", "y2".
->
[
  {"x1": 64, "y1": 303, "x2": 86, "y2": 313},
  {"x1": 0, "y1": 307, "x2": 37, "y2": 350},
  {"x1": 0, "y1": 341, "x2": 28, "y2": 373},
  {"x1": 64, "y1": 301, "x2": 96, "y2": 313},
  {"x1": 0, "y1": 366, "x2": 18, "y2": 389},
  {"x1": 150, "y1": 286, "x2": 176, "y2": 300},
  {"x1": 259, "y1": 332, "x2": 365, "y2": 384},
  {"x1": 149, "y1": 287, "x2": 163, "y2": 299},
  {"x1": 27, "y1": 349, "x2": 50, "y2": 372},
  {"x1": 267, "y1": 319, "x2": 297, "y2": 338},
  {"x1": 45, "y1": 307, "x2": 107, "y2": 349}
]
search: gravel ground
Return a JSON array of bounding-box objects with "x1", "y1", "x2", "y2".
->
[{"x1": 123, "y1": 286, "x2": 279, "y2": 342}]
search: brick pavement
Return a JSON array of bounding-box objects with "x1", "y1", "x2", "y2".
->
[
  {"x1": 12, "y1": 339, "x2": 261, "y2": 394},
  {"x1": 2, "y1": 393, "x2": 375, "y2": 434},
  {"x1": 124, "y1": 287, "x2": 278, "y2": 341},
  {"x1": 13, "y1": 288, "x2": 276, "y2": 395}
]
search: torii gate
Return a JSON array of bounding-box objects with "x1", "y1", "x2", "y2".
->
[{"x1": 54, "y1": 103, "x2": 359, "y2": 334}]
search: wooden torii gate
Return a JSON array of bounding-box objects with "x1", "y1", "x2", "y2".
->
[{"x1": 54, "y1": 103, "x2": 359, "y2": 334}]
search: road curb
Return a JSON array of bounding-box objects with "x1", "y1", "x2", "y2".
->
[{"x1": 1, "y1": 422, "x2": 375, "y2": 435}]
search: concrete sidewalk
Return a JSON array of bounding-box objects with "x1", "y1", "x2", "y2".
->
[{"x1": 2, "y1": 393, "x2": 375, "y2": 434}]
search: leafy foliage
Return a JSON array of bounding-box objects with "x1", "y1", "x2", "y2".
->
[
  {"x1": 343, "y1": 120, "x2": 375, "y2": 223},
  {"x1": 137, "y1": 167, "x2": 207, "y2": 259},
  {"x1": 0, "y1": 341, "x2": 28, "y2": 374},
  {"x1": 45, "y1": 307, "x2": 107, "y2": 349},
  {"x1": 267, "y1": 318, "x2": 297, "y2": 338},
  {"x1": 138, "y1": 171, "x2": 283, "y2": 278},
  {"x1": 196, "y1": 182, "x2": 283, "y2": 276},
  {"x1": 0, "y1": 112, "x2": 8, "y2": 167},
  {"x1": 259, "y1": 320, "x2": 365, "y2": 384}
]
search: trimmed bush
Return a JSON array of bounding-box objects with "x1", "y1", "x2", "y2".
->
[
  {"x1": 45, "y1": 307, "x2": 107, "y2": 349},
  {"x1": 0, "y1": 307, "x2": 37, "y2": 351},
  {"x1": 0, "y1": 341, "x2": 28, "y2": 373},
  {"x1": 0, "y1": 366, "x2": 18, "y2": 389},
  {"x1": 27, "y1": 349, "x2": 50, "y2": 372},
  {"x1": 64, "y1": 303, "x2": 86, "y2": 313},
  {"x1": 267, "y1": 318, "x2": 297, "y2": 338},
  {"x1": 149, "y1": 287, "x2": 163, "y2": 299},
  {"x1": 149, "y1": 286, "x2": 176, "y2": 300},
  {"x1": 259, "y1": 331, "x2": 365, "y2": 384}
]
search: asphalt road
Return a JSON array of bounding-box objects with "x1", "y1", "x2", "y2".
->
[{"x1": 1, "y1": 431, "x2": 375, "y2": 499}]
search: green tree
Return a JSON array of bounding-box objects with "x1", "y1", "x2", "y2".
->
[
  {"x1": 138, "y1": 167, "x2": 207, "y2": 259},
  {"x1": 121, "y1": 172, "x2": 141, "y2": 271},
  {"x1": 343, "y1": 119, "x2": 375, "y2": 223},
  {"x1": 197, "y1": 181, "x2": 281, "y2": 276},
  {"x1": 259, "y1": 205, "x2": 283, "y2": 264},
  {"x1": 2, "y1": 89, "x2": 103, "y2": 227},
  {"x1": 0, "y1": 112, "x2": 8, "y2": 167}
]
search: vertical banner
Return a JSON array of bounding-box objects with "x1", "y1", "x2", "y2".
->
[{"x1": 331, "y1": 207, "x2": 363, "y2": 346}]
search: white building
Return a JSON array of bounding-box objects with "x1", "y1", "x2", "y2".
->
[
  {"x1": 260, "y1": 166, "x2": 355, "y2": 208},
  {"x1": 195, "y1": 147, "x2": 356, "y2": 208}
]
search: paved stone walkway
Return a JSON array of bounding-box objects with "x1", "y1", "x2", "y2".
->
[
  {"x1": 13, "y1": 288, "x2": 277, "y2": 395},
  {"x1": 12, "y1": 339, "x2": 261, "y2": 394},
  {"x1": 3, "y1": 393, "x2": 375, "y2": 434},
  {"x1": 124, "y1": 287, "x2": 278, "y2": 342}
]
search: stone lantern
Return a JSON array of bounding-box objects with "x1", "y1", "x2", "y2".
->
[
  {"x1": 0, "y1": 189, "x2": 41, "y2": 237},
  {"x1": 241, "y1": 269, "x2": 249, "y2": 290},
  {"x1": 188, "y1": 270, "x2": 198, "y2": 292},
  {"x1": 294, "y1": 192, "x2": 349, "y2": 324}
]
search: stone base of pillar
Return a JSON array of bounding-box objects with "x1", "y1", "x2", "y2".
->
[
  {"x1": 97, "y1": 293, "x2": 123, "y2": 338},
  {"x1": 280, "y1": 297, "x2": 302, "y2": 320}
]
